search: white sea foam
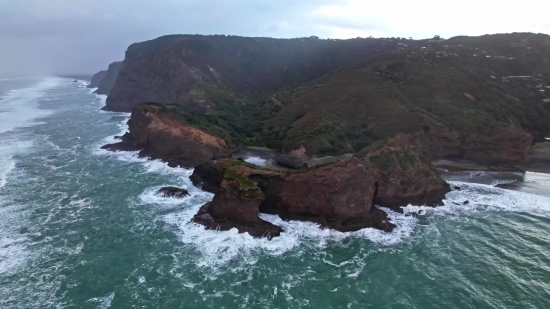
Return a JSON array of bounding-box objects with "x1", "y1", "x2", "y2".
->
[
  {"x1": 0, "y1": 77, "x2": 61, "y2": 189},
  {"x1": 143, "y1": 178, "x2": 418, "y2": 268},
  {"x1": 0, "y1": 78, "x2": 65, "y2": 302},
  {"x1": 244, "y1": 156, "x2": 267, "y2": 166},
  {"x1": 95, "y1": 94, "x2": 108, "y2": 109},
  {"x1": 86, "y1": 292, "x2": 115, "y2": 309},
  {"x1": 0, "y1": 77, "x2": 61, "y2": 134},
  {"x1": 155, "y1": 172, "x2": 550, "y2": 267},
  {"x1": 402, "y1": 181, "x2": 550, "y2": 218}
]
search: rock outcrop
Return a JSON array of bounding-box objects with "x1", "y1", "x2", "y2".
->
[
  {"x1": 191, "y1": 157, "x2": 395, "y2": 238},
  {"x1": 192, "y1": 162, "x2": 283, "y2": 238},
  {"x1": 96, "y1": 61, "x2": 122, "y2": 95},
  {"x1": 463, "y1": 125, "x2": 533, "y2": 162},
  {"x1": 360, "y1": 135, "x2": 451, "y2": 211},
  {"x1": 155, "y1": 187, "x2": 190, "y2": 198},
  {"x1": 102, "y1": 103, "x2": 231, "y2": 167},
  {"x1": 88, "y1": 70, "x2": 107, "y2": 88},
  {"x1": 190, "y1": 135, "x2": 451, "y2": 239}
]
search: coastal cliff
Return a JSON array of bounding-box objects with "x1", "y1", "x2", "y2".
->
[
  {"x1": 360, "y1": 135, "x2": 450, "y2": 210},
  {"x1": 96, "y1": 32, "x2": 550, "y2": 238},
  {"x1": 190, "y1": 136, "x2": 450, "y2": 238},
  {"x1": 95, "y1": 61, "x2": 122, "y2": 95},
  {"x1": 102, "y1": 103, "x2": 231, "y2": 167},
  {"x1": 88, "y1": 70, "x2": 107, "y2": 88},
  {"x1": 103, "y1": 35, "x2": 406, "y2": 112}
]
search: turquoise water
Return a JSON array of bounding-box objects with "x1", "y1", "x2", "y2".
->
[{"x1": 0, "y1": 78, "x2": 549, "y2": 308}]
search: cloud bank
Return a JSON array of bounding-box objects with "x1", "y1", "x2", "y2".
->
[{"x1": 0, "y1": 0, "x2": 548, "y2": 77}]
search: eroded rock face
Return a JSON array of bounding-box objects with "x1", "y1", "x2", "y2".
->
[
  {"x1": 102, "y1": 104, "x2": 231, "y2": 168},
  {"x1": 415, "y1": 121, "x2": 464, "y2": 158},
  {"x1": 155, "y1": 187, "x2": 189, "y2": 198},
  {"x1": 192, "y1": 202, "x2": 283, "y2": 239},
  {"x1": 192, "y1": 166, "x2": 283, "y2": 238},
  {"x1": 415, "y1": 121, "x2": 534, "y2": 164},
  {"x1": 361, "y1": 135, "x2": 451, "y2": 211},
  {"x1": 191, "y1": 157, "x2": 395, "y2": 238},
  {"x1": 463, "y1": 125, "x2": 533, "y2": 162}
]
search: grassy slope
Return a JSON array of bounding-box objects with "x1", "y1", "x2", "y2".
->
[{"x1": 257, "y1": 51, "x2": 550, "y2": 155}]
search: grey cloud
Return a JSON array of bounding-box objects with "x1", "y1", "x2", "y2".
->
[{"x1": 0, "y1": 0, "x2": 358, "y2": 77}]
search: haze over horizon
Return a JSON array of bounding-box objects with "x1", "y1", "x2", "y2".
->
[{"x1": 1, "y1": 0, "x2": 549, "y2": 78}]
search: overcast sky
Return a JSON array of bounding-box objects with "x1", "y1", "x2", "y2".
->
[{"x1": 1, "y1": 0, "x2": 549, "y2": 77}]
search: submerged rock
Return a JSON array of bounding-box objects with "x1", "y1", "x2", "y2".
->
[{"x1": 155, "y1": 187, "x2": 190, "y2": 198}]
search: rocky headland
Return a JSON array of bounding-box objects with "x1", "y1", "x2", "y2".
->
[
  {"x1": 88, "y1": 70, "x2": 107, "y2": 88},
  {"x1": 88, "y1": 61, "x2": 123, "y2": 95},
  {"x1": 96, "y1": 32, "x2": 550, "y2": 238},
  {"x1": 188, "y1": 135, "x2": 450, "y2": 238},
  {"x1": 102, "y1": 103, "x2": 231, "y2": 168}
]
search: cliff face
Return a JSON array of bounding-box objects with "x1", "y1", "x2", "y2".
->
[
  {"x1": 190, "y1": 136, "x2": 450, "y2": 238},
  {"x1": 104, "y1": 35, "x2": 406, "y2": 112},
  {"x1": 88, "y1": 70, "x2": 107, "y2": 88},
  {"x1": 102, "y1": 103, "x2": 231, "y2": 167},
  {"x1": 95, "y1": 61, "x2": 122, "y2": 95},
  {"x1": 360, "y1": 135, "x2": 450, "y2": 210},
  {"x1": 192, "y1": 158, "x2": 394, "y2": 238},
  {"x1": 463, "y1": 125, "x2": 533, "y2": 162}
]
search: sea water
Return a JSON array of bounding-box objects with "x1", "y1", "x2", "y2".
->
[{"x1": 0, "y1": 78, "x2": 549, "y2": 308}]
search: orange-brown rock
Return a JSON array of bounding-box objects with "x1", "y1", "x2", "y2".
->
[
  {"x1": 415, "y1": 121, "x2": 533, "y2": 164},
  {"x1": 463, "y1": 125, "x2": 533, "y2": 162},
  {"x1": 102, "y1": 103, "x2": 231, "y2": 167},
  {"x1": 191, "y1": 158, "x2": 394, "y2": 238},
  {"x1": 276, "y1": 158, "x2": 375, "y2": 223},
  {"x1": 361, "y1": 135, "x2": 451, "y2": 211},
  {"x1": 193, "y1": 169, "x2": 283, "y2": 238}
]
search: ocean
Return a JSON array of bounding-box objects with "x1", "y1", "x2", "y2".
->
[{"x1": 0, "y1": 78, "x2": 549, "y2": 308}]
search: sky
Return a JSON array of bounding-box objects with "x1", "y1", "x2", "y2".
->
[{"x1": 0, "y1": 0, "x2": 549, "y2": 77}]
